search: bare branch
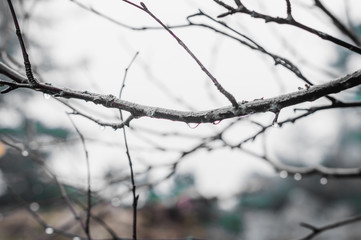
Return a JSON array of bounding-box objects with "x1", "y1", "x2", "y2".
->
[
  {"x1": 285, "y1": 0, "x2": 293, "y2": 20},
  {"x1": 59, "y1": 99, "x2": 133, "y2": 130},
  {"x1": 138, "y1": 2, "x2": 239, "y2": 108},
  {"x1": 1, "y1": 69, "x2": 361, "y2": 123},
  {"x1": 1, "y1": 138, "x2": 91, "y2": 239},
  {"x1": 7, "y1": 187, "x2": 85, "y2": 239},
  {"x1": 7, "y1": 0, "x2": 39, "y2": 86},
  {"x1": 67, "y1": 2, "x2": 338, "y2": 104},
  {"x1": 298, "y1": 214, "x2": 361, "y2": 240},
  {"x1": 119, "y1": 52, "x2": 139, "y2": 240},
  {"x1": 0, "y1": 61, "x2": 27, "y2": 83},
  {"x1": 214, "y1": 0, "x2": 361, "y2": 55},
  {"x1": 233, "y1": 100, "x2": 361, "y2": 146},
  {"x1": 314, "y1": 0, "x2": 361, "y2": 46},
  {"x1": 68, "y1": 117, "x2": 92, "y2": 240},
  {"x1": 70, "y1": 0, "x2": 149, "y2": 30}
]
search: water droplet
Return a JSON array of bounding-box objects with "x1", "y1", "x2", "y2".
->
[
  {"x1": 111, "y1": 197, "x2": 121, "y2": 207},
  {"x1": 43, "y1": 93, "x2": 51, "y2": 100},
  {"x1": 294, "y1": 173, "x2": 302, "y2": 181},
  {"x1": 73, "y1": 237, "x2": 81, "y2": 240},
  {"x1": 99, "y1": 125, "x2": 105, "y2": 131},
  {"x1": 21, "y1": 150, "x2": 29, "y2": 157},
  {"x1": 273, "y1": 122, "x2": 281, "y2": 128},
  {"x1": 30, "y1": 202, "x2": 40, "y2": 212},
  {"x1": 45, "y1": 227, "x2": 54, "y2": 235},
  {"x1": 186, "y1": 123, "x2": 200, "y2": 129},
  {"x1": 212, "y1": 120, "x2": 222, "y2": 125},
  {"x1": 279, "y1": 170, "x2": 288, "y2": 178},
  {"x1": 320, "y1": 177, "x2": 328, "y2": 185}
]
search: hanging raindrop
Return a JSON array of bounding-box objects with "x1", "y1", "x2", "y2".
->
[
  {"x1": 43, "y1": 93, "x2": 51, "y2": 100},
  {"x1": 294, "y1": 173, "x2": 302, "y2": 181},
  {"x1": 21, "y1": 150, "x2": 29, "y2": 157},
  {"x1": 279, "y1": 170, "x2": 288, "y2": 178},
  {"x1": 212, "y1": 120, "x2": 222, "y2": 125},
  {"x1": 45, "y1": 227, "x2": 54, "y2": 235},
  {"x1": 320, "y1": 177, "x2": 328, "y2": 185},
  {"x1": 99, "y1": 125, "x2": 105, "y2": 131},
  {"x1": 186, "y1": 123, "x2": 200, "y2": 129},
  {"x1": 73, "y1": 237, "x2": 81, "y2": 240}
]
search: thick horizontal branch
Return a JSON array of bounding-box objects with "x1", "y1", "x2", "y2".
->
[{"x1": 1, "y1": 68, "x2": 361, "y2": 123}]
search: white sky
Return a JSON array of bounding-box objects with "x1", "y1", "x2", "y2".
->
[{"x1": 3, "y1": 0, "x2": 361, "y2": 200}]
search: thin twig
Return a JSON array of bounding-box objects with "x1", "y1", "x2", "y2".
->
[
  {"x1": 138, "y1": 2, "x2": 238, "y2": 108},
  {"x1": 7, "y1": 186, "x2": 85, "y2": 239},
  {"x1": 68, "y1": 116, "x2": 92, "y2": 240},
  {"x1": 238, "y1": 146, "x2": 361, "y2": 178},
  {"x1": 58, "y1": 99, "x2": 133, "y2": 130},
  {"x1": 298, "y1": 214, "x2": 361, "y2": 240},
  {"x1": 64, "y1": 3, "x2": 339, "y2": 105},
  {"x1": 285, "y1": 0, "x2": 293, "y2": 19},
  {"x1": 72, "y1": 197, "x2": 123, "y2": 240},
  {"x1": 314, "y1": 0, "x2": 360, "y2": 46},
  {"x1": 233, "y1": 100, "x2": 361, "y2": 146},
  {"x1": 189, "y1": 11, "x2": 338, "y2": 103},
  {"x1": 214, "y1": 0, "x2": 361, "y2": 55},
  {"x1": 119, "y1": 51, "x2": 139, "y2": 98},
  {"x1": 0, "y1": 138, "x2": 91, "y2": 237},
  {"x1": 119, "y1": 52, "x2": 139, "y2": 240},
  {"x1": 7, "y1": 0, "x2": 38, "y2": 86}
]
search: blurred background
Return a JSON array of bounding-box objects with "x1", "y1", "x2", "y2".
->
[{"x1": 1, "y1": 0, "x2": 361, "y2": 239}]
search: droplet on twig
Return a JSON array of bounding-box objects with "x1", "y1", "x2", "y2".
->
[
  {"x1": 186, "y1": 123, "x2": 200, "y2": 129},
  {"x1": 21, "y1": 150, "x2": 29, "y2": 157},
  {"x1": 280, "y1": 170, "x2": 288, "y2": 178},
  {"x1": 29, "y1": 202, "x2": 39, "y2": 212},
  {"x1": 294, "y1": 173, "x2": 302, "y2": 181},
  {"x1": 99, "y1": 125, "x2": 105, "y2": 131},
  {"x1": 320, "y1": 177, "x2": 328, "y2": 185},
  {"x1": 43, "y1": 93, "x2": 50, "y2": 100},
  {"x1": 72, "y1": 237, "x2": 81, "y2": 240},
  {"x1": 45, "y1": 227, "x2": 54, "y2": 235},
  {"x1": 212, "y1": 120, "x2": 222, "y2": 125}
]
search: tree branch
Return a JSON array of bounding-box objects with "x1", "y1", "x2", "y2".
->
[
  {"x1": 214, "y1": 0, "x2": 361, "y2": 55},
  {"x1": 68, "y1": 117, "x2": 92, "y2": 240},
  {"x1": 7, "y1": 0, "x2": 39, "y2": 86},
  {"x1": 138, "y1": 2, "x2": 239, "y2": 108},
  {"x1": 59, "y1": 99, "x2": 133, "y2": 130},
  {"x1": 0, "y1": 61, "x2": 27, "y2": 83},
  {"x1": 298, "y1": 214, "x2": 361, "y2": 240},
  {"x1": 1, "y1": 69, "x2": 361, "y2": 123},
  {"x1": 119, "y1": 52, "x2": 139, "y2": 240},
  {"x1": 314, "y1": 0, "x2": 361, "y2": 46}
]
